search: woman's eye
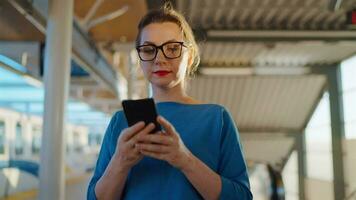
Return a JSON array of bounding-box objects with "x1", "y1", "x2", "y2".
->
[
  {"x1": 168, "y1": 47, "x2": 178, "y2": 52},
  {"x1": 141, "y1": 47, "x2": 155, "y2": 54},
  {"x1": 167, "y1": 45, "x2": 179, "y2": 52}
]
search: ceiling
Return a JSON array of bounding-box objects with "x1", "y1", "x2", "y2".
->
[
  {"x1": 177, "y1": 0, "x2": 355, "y2": 30},
  {"x1": 241, "y1": 133, "x2": 295, "y2": 169},
  {"x1": 200, "y1": 41, "x2": 356, "y2": 68},
  {"x1": 1, "y1": 0, "x2": 356, "y2": 168},
  {"x1": 0, "y1": 1, "x2": 44, "y2": 41},
  {"x1": 187, "y1": 75, "x2": 326, "y2": 133},
  {"x1": 74, "y1": 0, "x2": 147, "y2": 42}
]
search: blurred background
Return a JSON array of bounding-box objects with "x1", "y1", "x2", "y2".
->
[{"x1": 1, "y1": 0, "x2": 356, "y2": 199}]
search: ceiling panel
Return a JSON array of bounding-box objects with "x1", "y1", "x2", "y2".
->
[
  {"x1": 241, "y1": 133, "x2": 295, "y2": 168},
  {"x1": 74, "y1": 0, "x2": 147, "y2": 42},
  {"x1": 0, "y1": 1, "x2": 44, "y2": 41},
  {"x1": 188, "y1": 75, "x2": 326, "y2": 132},
  {"x1": 200, "y1": 41, "x2": 356, "y2": 68},
  {"x1": 180, "y1": 0, "x2": 356, "y2": 30}
]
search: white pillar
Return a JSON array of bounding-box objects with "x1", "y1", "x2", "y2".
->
[
  {"x1": 39, "y1": 0, "x2": 73, "y2": 199},
  {"x1": 127, "y1": 54, "x2": 134, "y2": 99}
]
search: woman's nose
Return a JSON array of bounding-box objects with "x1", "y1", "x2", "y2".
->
[{"x1": 154, "y1": 48, "x2": 166, "y2": 62}]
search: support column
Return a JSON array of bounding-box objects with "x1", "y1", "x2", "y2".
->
[
  {"x1": 126, "y1": 50, "x2": 137, "y2": 99},
  {"x1": 38, "y1": 0, "x2": 73, "y2": 199},
  {"x1": 113, "y1": 51, "x2": 126, "y2": 101},
  {"x1": 296, "y1": 133, "x2": 306, "y2": 200},
  {"x1": 327, "y1": 65, "x2": 346, "y2": 200}
]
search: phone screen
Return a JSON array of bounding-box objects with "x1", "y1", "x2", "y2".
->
[{"x1": 122, "y1": 98, "x2": 161, "y2": 133}]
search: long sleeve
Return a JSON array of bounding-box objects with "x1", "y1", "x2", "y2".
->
[
  {"x1": 218, "y1": 109, "x2": 253, "y2": 200},
  {"x1": 87, "y1": 112, "x2": 118, "y2": 200}
]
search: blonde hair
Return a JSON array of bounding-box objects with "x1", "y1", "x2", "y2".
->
[{"x1": 135, "y1": 3, "x2": 200, "y2": 76}]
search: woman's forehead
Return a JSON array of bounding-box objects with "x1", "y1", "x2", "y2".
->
[{"x1": 140, "y1": 22, "x2": 184, "y2": 45}]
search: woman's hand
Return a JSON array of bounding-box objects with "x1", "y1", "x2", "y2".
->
[
  {"x1": 136, "y1": 116, "x2": 193, "y2": 170},
  {"x1": 114, "y1": 121, "x2": 156, "y2": 172}
]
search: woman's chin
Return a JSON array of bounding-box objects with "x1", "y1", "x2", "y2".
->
[{"x1": 150, "y1": 79, "x2": 179, "y2": 89}]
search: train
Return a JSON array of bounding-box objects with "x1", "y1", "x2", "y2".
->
[{"x1": 0, "y1": 106, "x2": 99, "y2": 198}]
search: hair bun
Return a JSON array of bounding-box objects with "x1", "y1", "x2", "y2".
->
[{"x1": 162, "y1": 1, "x2": 174, "y2": 11}]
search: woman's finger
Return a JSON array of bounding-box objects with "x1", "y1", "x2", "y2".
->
[
  {"x1": 122, "y1": 121, "x2": 145, "y2": 141},
  {"x1": 137, "y1": 134, "x2": 173, "y2": 145},
  {"x1": 132, "y1": 123, "x2": 155, "y2": 141},
  {"x1": 136, "y1": 143, "x2": 170, "y2": 153},
  {"x1": 140, "y1": 150, "x2": 166, "y2": 160},
  {"x1": 124, "y1": 123, "x2": 155, "y2": 150},
  {"x1": 157, "y1": 116, "x2": 176, "y2": 136}
]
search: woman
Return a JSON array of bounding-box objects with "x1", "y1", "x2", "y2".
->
[{"x1": 87, "y1": 4, "x2": 252, "y2": 200}]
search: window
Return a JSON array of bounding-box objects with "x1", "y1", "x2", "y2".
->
[
  {"x1": 305, "y1": 92, "x2": 333, "y2": 181},
  {"x1": 32, "y1": 126, "x2": 41, "y2": 154},
  {"x1": 15, "y1": 122, "x2": 23, "y2": 155},
  {"x1": 341, "y1": 55, "x2": 356, "y2": 139},
  {"x1": 0, "y1": 121, "x2": 5, "y2": 154}
]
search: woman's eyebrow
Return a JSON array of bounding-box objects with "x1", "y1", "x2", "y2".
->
[{"x1": 142, "y1": 39, "x2": 180, "y2": 45}]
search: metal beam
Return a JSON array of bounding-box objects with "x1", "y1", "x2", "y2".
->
[
  {"x1": 308, "y1": 64, "x2": 346, "y2": 199},
  {"x1": 7, "y1": 0, "x2": 119, "y2": 97},
  {"x1": 296, "y1": 132, "x2": 306, "y2": 200},
  {"x1": 86, "y1": 5, "x2": 129, "y2": 30},
  {"x1": 329, "y1": 0, "x2": 343, "y2": 11},
  {"x1": 7, "y1": 0, "x2": 47, "y2": 33},
  {"x1": 327, "y1": 64, "x2": 346, "y2": 200},
  {"x1": 81, "y1": 0, "x2": 105, "y2": 26},
  {"x1": 207, "y1": 30, "x2": 356, "y2": 42},
  {"x1": 71, "y1": 22, "x2": 118, "y2": 96}
]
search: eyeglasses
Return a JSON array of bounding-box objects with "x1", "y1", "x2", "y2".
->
[{"x1": 136, "y1": 41, "x2": 188, "y2": 61}]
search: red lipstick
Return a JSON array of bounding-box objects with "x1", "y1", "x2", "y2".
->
[{"x1": 153, "y1": 70, "x2": 171, "y2": 77}]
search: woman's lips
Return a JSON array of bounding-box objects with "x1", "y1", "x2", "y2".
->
[{"x1": 153, "y1": 70, "x2": 171, "y2": 77}]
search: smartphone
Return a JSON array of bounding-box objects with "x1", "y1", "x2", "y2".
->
[{"x1": 122, "y1": 98, "x2": 161, "y2": 133}]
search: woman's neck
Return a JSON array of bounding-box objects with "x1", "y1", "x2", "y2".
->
[{"x1": 151, "y1": 83, "x2": 198, "y2": 104}]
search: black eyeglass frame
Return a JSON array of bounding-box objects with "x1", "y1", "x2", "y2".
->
[{"x1": 136, "y1": 41, "x2": 188, "y2": 61}]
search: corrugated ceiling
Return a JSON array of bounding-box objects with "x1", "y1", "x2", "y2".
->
[
  {"x1": 241, "y1": 133, "x2": 295, "y2": 168},
  {"x1": 188, "y1": 75, "x2": 327, "y2": 133},
  {"x1": 201, "y1": 41, "x2": 356, "y2": 67},
  {"x1": 179, "y1": 0, "x2": 356, "y2": 30}
]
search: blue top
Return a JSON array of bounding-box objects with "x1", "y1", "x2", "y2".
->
[{"x1": 87, "y1": 102, "x2": 252, "y2": 200}]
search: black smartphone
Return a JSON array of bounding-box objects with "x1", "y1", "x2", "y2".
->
[{"x1": 122, "y1": 98, "x2": 161, "y2": 133}]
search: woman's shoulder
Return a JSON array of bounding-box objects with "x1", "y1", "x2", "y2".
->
[
  {"x1": 111, "y1": 109, "x2": 125, "y2": 120},
  {"x1": 107, "y1": 110, "x2": 127, "y2": 131},
  {"x1": 158, "y1": 100, "x2": 229, "y2": 111},
  {"x1": 183, "y1": 98, "x2": 229, "y2": 112}
]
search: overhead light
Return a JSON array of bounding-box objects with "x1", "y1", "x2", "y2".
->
[
  {"x1": 199, "y1": 66, "x2": 310, "y2": 76},
  {"x1": 254, "y1": 66, "x2": 311, "y2": 75},
  {"x1": 207, "y1": 30, "x2": 356, "y2": 40},
  {"x1": 199, "y1": 67, "x2": 253, "y2": 76}
]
